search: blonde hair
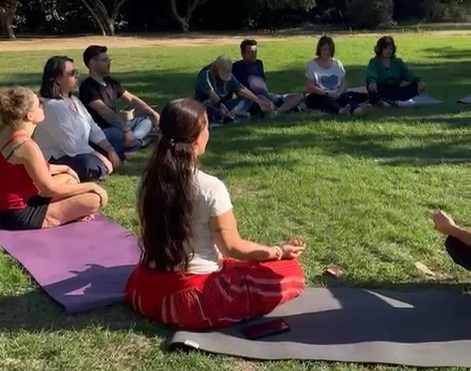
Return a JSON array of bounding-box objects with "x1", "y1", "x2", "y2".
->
[{"x1": 0, "y1": 86, "x2": 36, "y2": 129}]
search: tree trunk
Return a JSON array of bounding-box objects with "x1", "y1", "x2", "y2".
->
[
  {"x1": 80, "y1": 0, "x2": 126, "y2": 36},
  {"x1": 0, "y1": 14, "x2": 14, "y2": 39},
  {"x1": 0, "y1": 0, "x2": 18, "y2": 39},
  {"x1": 170, "y1": 0, "x2": 208, "y2": 33}
]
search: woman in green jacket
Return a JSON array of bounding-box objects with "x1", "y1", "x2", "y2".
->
[{"x1": 366, "y1": 36, "x2": 426, "y2": 106}]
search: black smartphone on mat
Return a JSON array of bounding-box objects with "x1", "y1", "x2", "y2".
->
[{"x1": 241, "y1": 319, "x2": 290, "y2": 340}]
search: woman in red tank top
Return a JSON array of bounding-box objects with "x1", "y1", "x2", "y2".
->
[{"x1": 0, "y1": 87, "x2": 109, "y2": 230}]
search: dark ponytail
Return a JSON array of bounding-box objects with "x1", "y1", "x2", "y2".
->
[{"x1": 139, "y1": 98, "x2": 207, "y2": 272}]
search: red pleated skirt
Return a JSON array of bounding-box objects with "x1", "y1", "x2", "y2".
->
[{"x1": 124, "y1": 258, "x2": 305, "y2": 330}]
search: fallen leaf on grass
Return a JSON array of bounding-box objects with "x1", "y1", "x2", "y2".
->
[
  {"x1": 415, "y1": 262, "x2": 452, "y2": 280},
  {"x1": 324, "y1": 265, "x2": 344, "y2": 278},
  {"x1": 415, "y1": 262, "x2": 436, "y2": 277}
]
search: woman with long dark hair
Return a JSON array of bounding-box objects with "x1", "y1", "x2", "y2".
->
[
  {"x1": 125, "y1": 98, "x2": 306, "y2": 330},
  {"x1": 366, "y1": 36, "x2": 426, "y2": 106},
  {"x1": 34, "y1": 56, "x2": 121, "y2": 182}
]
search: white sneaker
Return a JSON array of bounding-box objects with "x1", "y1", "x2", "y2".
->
[
  {"x1": 396, "y1": 99, "x2": 415, "y2": 107},
  {"x1": 338, "y1": 104, "x2": 351, "y2": 115}
]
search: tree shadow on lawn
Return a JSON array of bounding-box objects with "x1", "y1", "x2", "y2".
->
[
  {"x1": 0, "y1": 275, "x2": 469, "y2": 337},
  {"x1": 195, "y1": 121, "x2": 470, "y2": 169},
  {"x1": 0, "y1": 284, "x2": 170, "y2": 340},
  {"x1": 0, "y1": 61, "x2": 467, "y2": 168},
  {"x1": 0, "y1": 59, "x2": 468, "y2": 113}
]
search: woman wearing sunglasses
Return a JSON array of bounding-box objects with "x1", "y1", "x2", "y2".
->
[{"x1": 34, "y1": 56, "x2": 122, "y2": 182}]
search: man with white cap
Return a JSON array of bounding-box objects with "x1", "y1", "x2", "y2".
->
[{"x1": 194, "y1": 55, "x2": 272, "y2": 124}]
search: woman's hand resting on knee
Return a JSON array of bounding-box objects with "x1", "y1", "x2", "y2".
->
[
  {"x1": 279, "y1": 238, "x2": 306, "y2": 259},
  {"x1": 89, "y1": 183, "x2": 108, "y2": 207}
]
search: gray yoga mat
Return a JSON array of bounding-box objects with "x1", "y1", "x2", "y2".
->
[
  {"x1": 167, "y1": 287, "x2": 471, "y2": 367},
  {"x1": 347, "y1": 86, "x2": 442, "y2": 105},
  {"x1": 458, "y1": 96, "x2": 471, "y2": 104}
]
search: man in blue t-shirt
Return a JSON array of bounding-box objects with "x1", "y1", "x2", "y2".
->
[
  {"x1": 194, "y1": 55, "x2": 272, "y2": 124},
  {"x1": 232, "y1": 39, "x2": 305, "y2": 116}
]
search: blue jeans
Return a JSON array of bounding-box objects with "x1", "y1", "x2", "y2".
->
[
  {"x1": 103, "y1": 116, "x2": 153, "y2": 156},
  {"x1": 259, "y1": 91, "x2": 285, "y2": 107},
  {"x1": 50, "y1": 152, "x2": 108, "y2": 182},
  {"x1": 203, "y1": 98, "x2": 251, "y2": 123}
]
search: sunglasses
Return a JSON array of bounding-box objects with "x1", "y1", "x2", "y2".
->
[{"x1": 66, "y1": 69, "x2": 80, "y2": 78}]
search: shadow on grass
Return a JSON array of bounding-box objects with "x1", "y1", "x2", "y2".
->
[
  {"x1": 0, "y1": 58, "x2": 469, "y2": 110},
  {"x1": 27, "y1": 60, "x2": 463, "y2": 170},
  {"x1": 0, "y1": 285, "x2": 170, "y2": 340},
  {"x1": 0, "y1": 259, "x2": 169, "y2": 340}
]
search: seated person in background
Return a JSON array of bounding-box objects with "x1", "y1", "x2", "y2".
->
[
  {"x1": 232, "y1": 39, "x2": 305, "y2": 117},
  {"x1": 125, "y1": 98, "x2": 306, "y2": 330},
  {"x1": 194, "y1": 55, "x2": 272, "y2": 124},
  {"x1": 0, "y1": 87, "x2": 107, "y2": 231},
  {"x1": 305, "y1": 36, "x2": 371, "y2": 116},
  {"x1": 35, "y1": 56, "x2": 120, "y2": 182},
  {"x1": 366, "y1": 36, "x2": 426, "y2": 107},
  {"x1": 433, "y1": 210, "x2": 471, "y2": 271},
  {"x1": 79, "y1": 45, "x2": 160, "y2": 155}
]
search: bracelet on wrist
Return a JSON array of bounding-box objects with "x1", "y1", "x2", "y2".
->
[{"x1": 273, "y1": 246, "x2": 283, "y2": 260}]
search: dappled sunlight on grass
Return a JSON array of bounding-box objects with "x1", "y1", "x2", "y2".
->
[{"x1": 0, "y1": 34, "x2": 469, "y2": 370}]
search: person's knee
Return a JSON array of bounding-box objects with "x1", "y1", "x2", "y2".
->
[
  {"x1": 75, "y1": 155, "x2": 107, "y2": 182},
  {"x1": 88, "y1": 192, "x2": 105, "y2": 211}
]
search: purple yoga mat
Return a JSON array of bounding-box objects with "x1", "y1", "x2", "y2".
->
[{"x1": 0, "y1": 214, "x2": 140, "y2": 314}]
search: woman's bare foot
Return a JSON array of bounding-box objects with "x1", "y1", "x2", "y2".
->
[
  {"x1": 338, "y1": 105, "x2": 351, "y2": 115},
  {"x1": 352, "y1": 104, "x2": 372, "y2": 116},
  {"x1": 77, "y1": 214, "x2": 96, "y2": 223}
]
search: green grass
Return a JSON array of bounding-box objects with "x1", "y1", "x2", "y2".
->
[{"x1": 0, "y1": 33, "x2": 470, "y2": 370}]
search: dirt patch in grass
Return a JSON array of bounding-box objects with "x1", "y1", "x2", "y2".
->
[{"x1": 0, "y1": 28, "x2": 469, "y2": 52}]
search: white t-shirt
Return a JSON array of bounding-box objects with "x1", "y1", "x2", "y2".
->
[
  {"x1": 34, "y1": 96, "x2": 106, "y2": 160},
  {"x1": 188, "y1": 170, "x2": 233, "y2": 274},
  {"x1": 305, "y1": 58, "x2": 346, "y2": 94},
  {"x1": 138, "y1": 170, "x2": 233, "y2": 275}
]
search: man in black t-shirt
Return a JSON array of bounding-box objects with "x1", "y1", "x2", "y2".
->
[{"x1": 79, "y1": 45, "x2": 160, "y2": 155}]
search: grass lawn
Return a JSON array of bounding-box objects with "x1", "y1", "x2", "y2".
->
[{"x1": 0, "y1": 33, "x2": 470, "y2": 370}]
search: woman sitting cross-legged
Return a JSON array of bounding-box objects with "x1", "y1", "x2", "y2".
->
[
  {"x1": 366, "y1": 36, "x2": 426, "y2": 107},
  {"x1": 0, "y1": 87, "x2": 108, "y2": 231},
  {"x1": 34, "y1": 56, "x2": 122, "y2": 182},
  {"x1": 125, "y1": 98, "x2": 306, "y2": 330},
  {"x1": 305, "y1": 36, "x2": 371, "y2": 116}
]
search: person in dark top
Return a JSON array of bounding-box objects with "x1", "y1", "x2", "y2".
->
[
  {"x1": 366, "y1": 36, "x2": 426, "y2": 107},
  {"x1": 79, "y1": 45, "x2": 160, "y2": 156},
  {"x1": 232, "y1": 39, "x2": 305, "y2": 117},
  {"x1": 194, "y1": 55, "x2": 272, "y2": 124},
  {"x1": 433, "y1": 210, "x2": 471, "y2": 271}
]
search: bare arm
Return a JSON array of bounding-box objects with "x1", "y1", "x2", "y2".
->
[
  {"x1": 208, "y1": 90, "x2": 223, "y2": 104},
  {"x1": 338, "y1": 76, "x2": 347, "y2": 95},
  {"x1": 237, "y1": 87, "x2": 265, "y2": 106},
  {"x1": 306, "y1": 79, "x2": 327, "y2": 95},
  {"x1": 449, "y1": 225, "x2": 471, "y2": 245},
  {"x1": 14, "y1": 141, "x2": 96, "y2": 200},
  {"x1": 209, "y1": 209, "x2": 281, "y2": 261},
  {"x1": 49, "y1": 164, "x2": 70, "y2": 175},
  {"x1": 433, "y1": 211, "x2": 471, "y2": 245},
  {"x1": 88, "y1": 99, "x2": 130, "y2": 132},
  {"x1": 121, "y1": 91, "x2": 159, "y2": 120}
]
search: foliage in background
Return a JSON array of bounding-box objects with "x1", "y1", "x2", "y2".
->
[
  {"x1": 0, "y1": 0, "x2": 470, "y2": 38},
  {"x1": 346, "y1": 0, "x2": 395, "y2": 29}
]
